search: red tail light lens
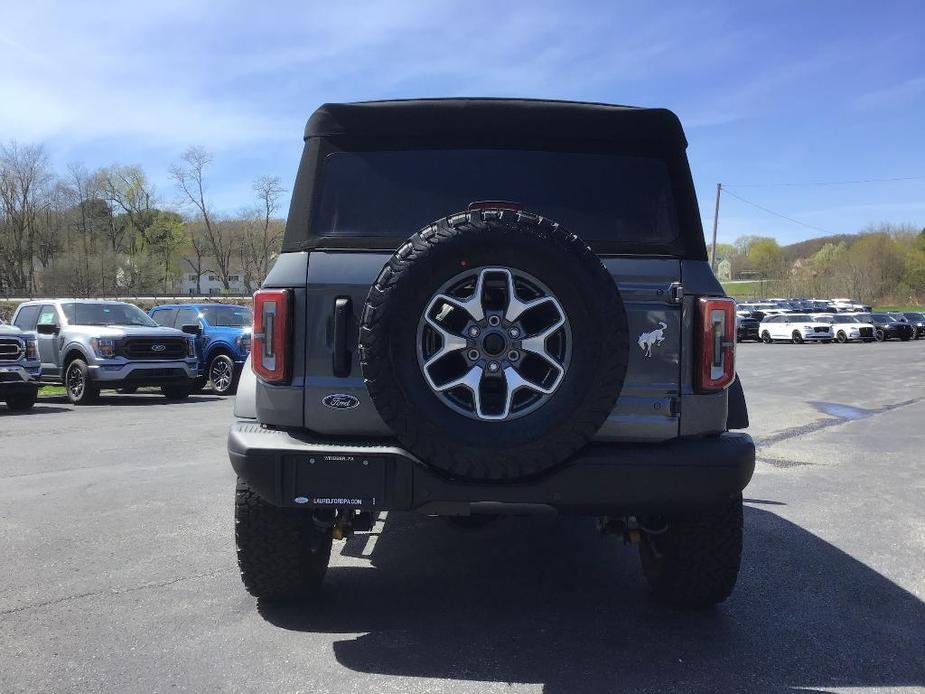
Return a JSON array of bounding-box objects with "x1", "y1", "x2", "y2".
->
[
  {"x1": 696, "y1": 297, "x2": 736, "y2": 392},
  {"x1": 252, "y1": 289, "x2": 291, "y2": 383}
]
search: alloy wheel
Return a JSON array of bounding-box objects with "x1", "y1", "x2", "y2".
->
[{"x1": 416, "y1": 266, "x2": 571, "y2": 421}]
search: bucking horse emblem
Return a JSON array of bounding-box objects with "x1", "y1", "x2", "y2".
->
[{"x1": 637, "y1": 321, "x2": 668, "y2": 358}]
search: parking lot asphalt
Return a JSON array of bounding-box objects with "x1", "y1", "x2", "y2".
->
[{"x1": 1, "y1": 341, "x2": 924, "y2": 694}]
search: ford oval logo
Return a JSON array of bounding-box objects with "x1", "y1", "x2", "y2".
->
[
  {"x1": 322, "y1": 393, "x2": 360, "y2": 410},
  {"x1": 151, "y1": 344, "x2": 166, "y2": 352}
]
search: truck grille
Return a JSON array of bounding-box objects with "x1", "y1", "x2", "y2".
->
[
  {"x1": 120, "y1": 338, "x2": 187, "y2": 360},
  {"x1": 0, "y1": 337, "x2": 24, "y2": 362},
  {"x1": 859, "y1": 327, "x2": 873, "y2": 337}
]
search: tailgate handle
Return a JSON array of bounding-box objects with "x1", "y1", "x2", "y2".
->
[{"x1": 333, "y1": 297, "x2": 352, "y2": 377}]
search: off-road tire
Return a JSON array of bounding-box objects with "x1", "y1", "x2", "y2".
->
[
  {"x1": 639, "y1": 493, "x2": 743, "y2": 609},
  {"x1": 161, "y1": 384, "x2": 191, "y2": 400},
  {"x1": 359, "y1": 208, "x2": 629, "y2": 480},
  {"x1": 65, "y1": 359, "x2": 99, "y2": 405},
  {"x1": 5, "y1": 389, "x2": 38, "y2": 411},
  {"x1": 235, "y1": 479, "x2": 332, "y2": 600}
]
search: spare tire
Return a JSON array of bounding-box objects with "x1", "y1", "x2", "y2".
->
[{"x1": 359, "y1": 209, "x2": 629, "y2": 480}]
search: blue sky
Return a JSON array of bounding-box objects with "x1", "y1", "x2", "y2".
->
[{"x1": 2, "y1": 0, "x2": 923, "y2": 245}]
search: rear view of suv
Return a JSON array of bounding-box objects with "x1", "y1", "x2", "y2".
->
[
  {"x1": 150, "y1": 303, "x2": 252, "y2": 395},
  {"x1": 229, "y1": 99, "x2": 754, "y2": 608}
]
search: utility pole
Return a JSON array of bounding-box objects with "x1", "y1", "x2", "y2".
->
[{"x1": 710, "y1": 182, "x2": 722, "y2": 272}]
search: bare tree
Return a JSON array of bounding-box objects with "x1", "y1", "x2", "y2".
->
[
  {"x1": 170, "y1": 147, "x2": 234, "y2": 290},
  {"x1": 0, "y1": 142, "x2": 51, "y2": 295},
  {"x1": 239, "y1": 175, "x2": 285, "y2": 292}
]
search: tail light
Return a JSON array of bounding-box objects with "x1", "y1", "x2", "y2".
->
[
  {"x1": 252, "y1": 289, "x2": 292, "y2": 383},
  {"x1": 696, "y1": 297, "x2": 736, "y2": 392}
]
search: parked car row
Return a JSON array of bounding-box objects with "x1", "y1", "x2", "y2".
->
[
  {"x1": 2, "y1": 299, "x2": 252, "y2": 410},
  {"x1": 736, "y1": 309, "x2": 923, "y2": 344}
]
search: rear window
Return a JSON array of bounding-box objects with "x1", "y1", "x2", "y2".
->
[{"x1": 313, "y1": 149, "x2": 678, "y2": 245}]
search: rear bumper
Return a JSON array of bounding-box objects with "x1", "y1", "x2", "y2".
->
[{"x1": 227, "y1": 421, "x2": 755, "y2": 516}]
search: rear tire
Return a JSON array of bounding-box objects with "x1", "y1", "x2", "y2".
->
[
  {"x1": 235, "y1": 479, "x2": 332, "y2": 600},
  {"x1": 5, "y1": 389, "x2": 38, "y2": 411},
  {"x1": 639, "y1": 494, "x2": 743, "y2": 609},
  {"x1": 65, "y1": 359, "x2": 100, "y2": 405}
]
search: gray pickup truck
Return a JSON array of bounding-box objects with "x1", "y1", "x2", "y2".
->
[
  {"x1": 0, "y1": 320, "x2": 42, "y2": 411},
  {"x1": 229, "y1": 99, "x2": 754, "y2": 608},
  {"x1": 11, "y1": 300, "x2": 198, "y2": 404}
]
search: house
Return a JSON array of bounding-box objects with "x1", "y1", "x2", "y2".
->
[
  {"x1": 175, "y1": 268, "x2": 247, "y2": 295},
  {"x1": 716, "y1": 257, "x2": 732, "y2": 281}
]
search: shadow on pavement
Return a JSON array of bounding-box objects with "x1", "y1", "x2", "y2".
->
[
  {"x1": 0, "y1": 404, "x2": 71, "y2": 415},
  {"x1": 38, "y1": 394, "x2": 221, "y2": 407},
  {"x1": 258, "y1": 507, "x2": 925, "y2": 693}
]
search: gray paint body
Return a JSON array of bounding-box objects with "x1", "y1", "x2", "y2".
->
[{"x1": 252, "y1": 251, "x2": 729, "y2": 440}]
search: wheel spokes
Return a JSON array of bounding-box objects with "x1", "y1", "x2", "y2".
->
[
  {"x1": 520, "y1": 314, "x2": 567, "y2": 374},
  {"x1": 501, "y1": 269, "x2": 555, "y2": 323}
]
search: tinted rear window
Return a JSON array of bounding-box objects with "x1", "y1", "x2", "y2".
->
[{"x1": 313, "y1": 150, "x2": 678, "y2": 245}]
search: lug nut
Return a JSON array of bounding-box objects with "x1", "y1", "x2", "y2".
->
[
  {"x1": 488, "y1": 361, "x2": 500, "y2": 373},
  {"x1": 507, "y1": 350, "x2": 520, "y2": 361},
  {"x1": 488, "y1": 315, "x2": 501, "y2": 327},
  {"x1": 467, "y1": 349, "x2": 480, "y2": 361},
  {"x1": 509, "y1": 327, "x2": 520, "y2": 338},
  {"x1": 468, "y1": 326, "x2": 480, "y2": 337}
]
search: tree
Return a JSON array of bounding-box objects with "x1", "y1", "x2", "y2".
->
[
  {"x1": 239, "y1": 175, "x2": 285, "y2": 292},
  {"x1": 747, "y1": 237, "x2": 783, "y2": 280},
  {"x1": 0, "y1": 142, "x2": 51, "y2": 295},
  {"x1": 147, "y1": 211, "x2": 186, "y2": 294},
  {"x1": 171, "y1": 147, "x2": 234, "y2": 290}
]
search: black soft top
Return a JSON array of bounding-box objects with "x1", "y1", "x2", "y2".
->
[
  {"x1": 305, "y1": 98, "x2": 687, "y2": 149},
  {"x1": 283, "y1": 98, "x2": 705, "y2": 258}
]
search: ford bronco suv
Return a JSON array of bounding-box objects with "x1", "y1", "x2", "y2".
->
[
  {"x1": 11, "y1": 299, "x2": 198, "y2": 404},
  {"x1": 149, "y1": 303, "x2": 252, "y2": 395},
  {"x1": 0, "y1": 320, "x2": 41, "y2": 411},
  {"x1": 229, "y1": 99, "x2": 754, "y2": 608}
]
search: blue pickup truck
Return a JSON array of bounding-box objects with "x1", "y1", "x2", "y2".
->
[{"x1": 149, "y1": 303, "x2": 251, "y2": 395}]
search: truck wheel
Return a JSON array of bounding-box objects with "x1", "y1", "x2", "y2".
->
[
  {"x1": 5, "y1": 389, "x2": 38, "y2": 411},
  {"x1": 161, "y1": 384, "x2": 191, "y2": 400},
  {"x1": 638, "y1": 493, "x2": 743, "y2": 609},
  {"x1": 235, "y1": 479, "x2": 332, "y2": 600},
  {"x1": 360, "y1": 209, "x2": 629, "y2": 480},
  {"x1": 208, "y1": 354, "x2": 238, "y2": 395},
  {"x1": 65, "y1": 359, "x2": 100, "y2": 405}
]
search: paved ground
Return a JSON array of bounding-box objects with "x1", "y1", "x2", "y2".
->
[{"x1": 1, "y1": 341, "x2": 924, "y2": 693}]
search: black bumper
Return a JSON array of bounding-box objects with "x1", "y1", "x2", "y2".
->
[{"x1": 228, "y1": 421, "x2": 755, "y2": 517}]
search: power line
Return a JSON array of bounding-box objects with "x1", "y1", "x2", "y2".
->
[
  {"x1": 724, "y1": 175, "x2": 925, "y2": 188},
  {"x1": 720, "y1": 188, "x2": 833, "y2": 235}
]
